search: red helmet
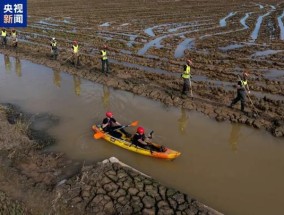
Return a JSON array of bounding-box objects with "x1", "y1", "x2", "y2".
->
[
  {"x1": 73, "y1": 40, "x2": 78, "y2": 45},
  {"x1": 137, "y1": 127, "x2": 144, "y2": 135},
  {"x1": 186, "y1": 59, "x2": 193, "y2": 65},
  {"x1": 106, "y1": 111, "x2": 113, "y2": 118}
]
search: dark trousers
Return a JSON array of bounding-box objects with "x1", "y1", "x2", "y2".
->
[
  {"x1": 105, "y1": 125, "x2": 128, "y2": 139},
  {"x1": 182, "y1": 78, "x2": 189, "y2": 95},
  {"x1": 51, "y1": 48, "x2": 58, "y2": 59},
  {"x1": 101, "y1": 59, "x2": 109, "y2": 73},
  {"x1": 231, "y1": 90, "x2": 246, "y2": 111},
  {"x1": 1, "y1": 36, "x2": 7, "y2": 46},
  {"x1": 73, "y1": 53, "x2": 79, "y2": 66}
]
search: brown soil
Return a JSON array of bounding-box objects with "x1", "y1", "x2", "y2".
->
[{"x1": 1, "y1": 0, "x2": 283, "y2": 137}]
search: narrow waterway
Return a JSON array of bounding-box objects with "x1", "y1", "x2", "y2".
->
[{"x1": 0, "y1": 54, "x2": 283, "y2": 215}]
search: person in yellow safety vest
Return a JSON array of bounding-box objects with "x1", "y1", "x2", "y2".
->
[
  {"x1": 100, "y1": 44, "x2": 109, "y2": 74},
  {"x1": 50, "y1": 37, "x2": 58, "y2": 60},
  {"x1": 229, "y1": 71, "x2": 250, "y2": 114},
  {"x1": 10, "y1": 29, "x2": 17, "y2": 48},
  {"x1": 1, "y1": 28, "x2": 7, "y2": 47},
  {"x1": 72, "y1": 40, "x2": 79, "y2": 66},
  {"x1": 181, "y1": 59, "x2": 193, "y2": 96}
]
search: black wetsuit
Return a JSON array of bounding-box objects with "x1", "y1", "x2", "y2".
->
[
  {"x1": 132, "y1": 133, "x2": 149, "y2": 149},
  {"x1": 102, "y1": 117, "x2": 129, "y2": 138}
]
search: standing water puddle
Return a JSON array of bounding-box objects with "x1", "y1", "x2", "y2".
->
[
  {"x1": 219, "y1": 12, "x2": 237, "y2": 27},
  {"x1": 250, "y1": 12, "x2": 271, "y2": 41},
  {"x1": 174, "y1": 38, "x2": 195, "y2": 58},
  {"x1": 277, "y1": 10, "x2": 284, "y2": 40},
  {"x1": 240, "y1": 12, "x2": 252, "y2": 29},
  {"x1": 0, "y1": 54, "x2": 284, "y2": 215}
]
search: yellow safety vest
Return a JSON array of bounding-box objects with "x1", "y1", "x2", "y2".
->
[
  {"x1": 12, "y1": 32, "x2": 16, "y2": 37},
  {"x1": 73, "y1": 45, "x2": 79, "y2": 53},
  {"x1": 241, "y1": 80, "x2": 247, "y2": 87},
  {"x1": 1, "y1": 30, "x2": 7, "y2": 37},
  {"x1": 101, "y1": 50, "x2": 107, "y2": 60},
  {"x1": 51, "y1": 41, "x2": 57, "y2": 47},
  {"x1": 182, "y1": 65, "x2": 191, "y2": 79}
]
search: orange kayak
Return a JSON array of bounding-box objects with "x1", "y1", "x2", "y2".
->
[{"x1": 92, "y1": 125, "x2": 181, "y2": 160}]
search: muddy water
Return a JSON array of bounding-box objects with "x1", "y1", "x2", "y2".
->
[{"x1": 0, "y1": 54, "x2": 284, "y2": 215}]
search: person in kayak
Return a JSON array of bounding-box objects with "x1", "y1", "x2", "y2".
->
[
  {"x1": 132, "y1": 127, "x2": 166, "y2": 152},
  {"x1": 102, "y1": 111, "x2": 132, "y2": 138}
]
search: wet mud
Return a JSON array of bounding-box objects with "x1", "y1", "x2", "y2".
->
[{"x1": 1, "y1": 0, "x2": 284, "y2": 137}]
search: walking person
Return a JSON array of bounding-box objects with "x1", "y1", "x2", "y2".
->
[
  {"x1": 72, "y1": 40, "x2": 79, "y2": 67},
  {"x1": 181, "y1": 59, "x2": 193, "y2": 98},
  {"x1": 1, "y1": 28, "x2": 7, "y2": 47},
  {"x1": 100, "y1": 44, "x2": 109, "y2": 74},
  {"x1": 229, "y1": 72, "x2": 250, "y2": 113},
  {"x1": 10, "y1": 29, "x2": 18, "y2": 48},
  {"x1": 50, "y1": 37, "x2": 58, "y2": 60}
]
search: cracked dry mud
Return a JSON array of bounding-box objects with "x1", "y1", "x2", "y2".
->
[{"x1": 57, "y1": 158, "x2": 220, "y2": 215}]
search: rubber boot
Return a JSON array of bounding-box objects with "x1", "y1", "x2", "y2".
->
[{"x1": 241, "y1": 103, "x2": 247, "y2": 114}]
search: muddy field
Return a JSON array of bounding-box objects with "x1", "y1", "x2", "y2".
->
[{"x1": 1, "y1": 0, "x2": 284, "y2": 137}]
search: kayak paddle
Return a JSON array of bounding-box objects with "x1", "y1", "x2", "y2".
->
[{"x1": 94, "y1": 120, "x2": 138, "y2": 139}]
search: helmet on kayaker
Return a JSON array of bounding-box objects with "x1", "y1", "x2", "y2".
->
[
  {"x1": 106, "y1": 111, "x2": 113, "y2": 118},
  {"x1": 52, "y1": 37, "x2": 56, "y2": 41},
  {"x1": 243, "y1": 71, "x2": 249, "y2": 77},
  {"x1": 137, "y1": 127, "x2": 144, "y2": 135},
  {"x1": 12, "y1": 29, "x2": 16, "y2": 32},
  {"x1": 73, "y1": 40, "x2": 78, "y2": 45}
]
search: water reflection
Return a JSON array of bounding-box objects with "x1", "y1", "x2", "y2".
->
[
  {"x1": 4, "y1": 55, "x2": 11, "y2": 73},
  {"x1": 53, "y1": 69, "x2": 61, "y2": 88},
  {"x1": 229, "y1": 123, "x2": 241, "y2": 152},
  {"x1": 102, "y1": 85, "x2": 110, "y2": 110},
  {"x1": 73, "y1": 75, "x2": 81, "y2": 96},
  {"x1": 177, "y1": 108, "x2": 189, "y2": 135},
  {"x1": 15, "y1": 57, "x2": 22, "y2": 77}
]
